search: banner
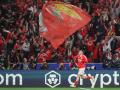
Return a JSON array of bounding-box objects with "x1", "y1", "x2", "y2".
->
[
  {"x1": 40, "y1": 1, "x2": 91, "y2": 49},
  {"x1": 0, "y1": 70, "x2": 120, "y2": 88}
]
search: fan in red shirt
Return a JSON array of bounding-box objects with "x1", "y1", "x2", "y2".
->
[{"x1": 70, "y1": 50, "x2": 94, "y2": 87}]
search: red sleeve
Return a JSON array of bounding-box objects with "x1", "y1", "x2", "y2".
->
[{"x1": 82, "y1": 55, "x2": 88, "y2": 63}]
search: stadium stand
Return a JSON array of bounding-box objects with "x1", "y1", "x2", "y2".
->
[{"x1": 0, "y1": 0, "x2": 120, "y2": 70}]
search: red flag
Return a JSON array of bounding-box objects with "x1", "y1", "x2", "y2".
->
[{"x1": 40, "y1": 1, "x2": 91, "y2": 49}]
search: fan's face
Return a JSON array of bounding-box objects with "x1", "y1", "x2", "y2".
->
[{"x1": 79, "y1": 50, "x2": 83, "y2": 55}]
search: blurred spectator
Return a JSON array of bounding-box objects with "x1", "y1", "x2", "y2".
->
[
  {"x1": 111, "y1": 52, "x2": 120, "y2": 68},
  {"x1": 22, "y1": 39, "x2": 30, "y2": 58},
  {"x1": 29, "y1": 56, "x2": 36, "y2": 69},
  {"x1": 69, "y1": 60, "x2": 77, "y2": 70},
  {"x1": 22, "y1": 58, "x2": 29, "y2": 70},
  {"x1": 41, "y1": 60, "x2": 48, "y2": 70},
  {"x1": 103, "y1": 49, "x2": 112, "y2": 68},
  {"x1": 58, "y1": 63, "x2": 65, "y2": 70}
]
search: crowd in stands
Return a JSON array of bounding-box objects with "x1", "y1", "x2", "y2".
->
[{"x1": 0, "y1": 0, "x2": 120, "y2": 70}]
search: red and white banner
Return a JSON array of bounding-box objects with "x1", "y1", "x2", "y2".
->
[{"x1": 40, "y1": 1, "x2": 91, "y2": 49}]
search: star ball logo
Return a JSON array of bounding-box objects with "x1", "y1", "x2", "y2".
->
[{"x1": 45, "y1": 71, "x2": 61, "y2": 88}]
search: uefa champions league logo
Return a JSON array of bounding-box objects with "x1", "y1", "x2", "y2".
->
[{"x1": 45, "y1": 71, "x2": 61, "y2": 88}]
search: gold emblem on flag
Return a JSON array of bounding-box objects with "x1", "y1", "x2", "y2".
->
[{"x1": 54, "y1": 3, "x2": 82, "y2": 20}]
